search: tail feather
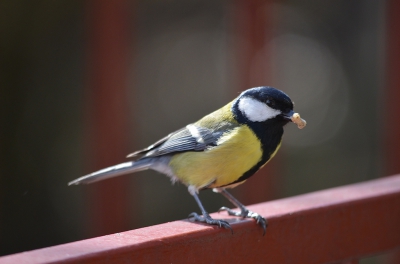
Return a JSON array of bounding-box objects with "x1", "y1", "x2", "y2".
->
[{"x1": 68, "y1": 160, "x2": 152, "y2": 185}]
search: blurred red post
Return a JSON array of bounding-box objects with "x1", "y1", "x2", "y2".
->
[
  {"x1": 385, "y1": 0, "x2": 400, "y2": 263},
  {"x1": 84, "y1": 0, "x2": 133, "y2": 236},
  {"x1": 386, "y1": 0, "x2": 400, "y2": 174},
  {"x1": 232, "y1": 0, "x2": 278, "y2": 204}
]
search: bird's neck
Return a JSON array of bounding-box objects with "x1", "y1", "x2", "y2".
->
[
  {"x1": 231, "y1": 99, "x2": 287, "y2": 154},
  {"x1": 249, "y1": 120, "x2": 285, "y2": 156}
]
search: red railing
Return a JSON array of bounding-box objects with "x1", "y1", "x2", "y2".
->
[{"x1": 1, "y1": 174, "x2": 399, "y2": 264}]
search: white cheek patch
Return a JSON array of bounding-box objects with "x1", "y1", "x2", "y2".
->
[{"x1": 238, "y1": 97, "x2": 281, "y2": 122}]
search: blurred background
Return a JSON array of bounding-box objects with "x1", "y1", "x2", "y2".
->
[{"x1": 1, "y1": 0, "x2": 399, "y2": 263}]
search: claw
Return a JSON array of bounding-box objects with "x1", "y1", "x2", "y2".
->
[
  {"x1": 218, "y1": 206, "x2": 247, "y2": 217},
  {"x1": 218, "y1": 207, "x2": 268, "y2": 236},
  {"x1": 189, "y1": 212, "x2": 233, "y2": 234}
]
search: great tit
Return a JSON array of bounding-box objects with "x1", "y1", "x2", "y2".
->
[{"x1": 69, "y1": 86, "x2": 306, "y2": 235}]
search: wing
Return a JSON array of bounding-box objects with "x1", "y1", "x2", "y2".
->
[
  {"x1": 143, "y1": 124, "x2": 223, "y2": 157},
  {"x1": 126, "y1": 127, "x2": 187, "y2": 158},
  {"x1": 127, "y1": 124, "x2": 229, "y2": 159},
  {"x1": 128, "y1": 101, "x2": 240, "y2": 159}
]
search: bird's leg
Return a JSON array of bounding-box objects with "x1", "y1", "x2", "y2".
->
[
  {"x1": 188, "y1": 186, "x2": 233, "y2": 233},
  {"x1": 214, "y1": 188, "x2": 267, "y2": 235}
]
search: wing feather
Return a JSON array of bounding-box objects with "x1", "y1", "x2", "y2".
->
[
  {"x1": 127, "y1": 124, "x2": 230, "y2": 159},
  {"x1": 144, "y1": 125, "x2": 219, "y2": 157},
  {"x1": 126, "y1": 127, "x2": 187, "y2": 158}
]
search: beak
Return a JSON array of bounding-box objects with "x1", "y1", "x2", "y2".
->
[
  {"x1": 283, "y1": 110, "x2": 295, "y2": 121},
  {"x1": 283, "y1": 110, "x2": 307, "y2": 129}
]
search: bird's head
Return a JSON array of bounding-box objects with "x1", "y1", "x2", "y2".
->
[{"x1": 233, "y1": 86, "x2": 306, "y2": 129}]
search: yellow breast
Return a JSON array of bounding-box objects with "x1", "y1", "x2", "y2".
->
[{"x1": 168, "y1": 125, "x2": 263, "y2": 189}]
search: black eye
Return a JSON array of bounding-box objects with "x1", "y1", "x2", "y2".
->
[{"x1": 266, "y1": 98, "x2": 275, "y2": 107}]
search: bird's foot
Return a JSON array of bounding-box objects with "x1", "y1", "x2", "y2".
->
[
  {"x1": 189, "y1": 212, "x2": 233, "y2": 234},
  {"x1": 218, "y1": 207, "x2": 267, "y2": 235}
]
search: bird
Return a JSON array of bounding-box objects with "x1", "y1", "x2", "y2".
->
[{"x1": 69, "y1": 86, "x2": 306, "y2": 235}]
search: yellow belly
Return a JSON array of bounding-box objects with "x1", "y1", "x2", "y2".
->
[{"x1": 169, "y1": 125, "x2": 263, "y2": 189}]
